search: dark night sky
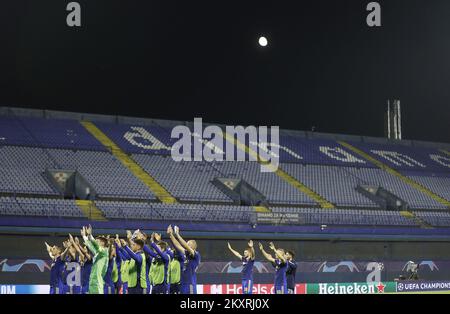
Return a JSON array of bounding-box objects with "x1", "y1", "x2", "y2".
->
[{"x1": 0, "y1": 0, "x2": 449, "y2": 143}]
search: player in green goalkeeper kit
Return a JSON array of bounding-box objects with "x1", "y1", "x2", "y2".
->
[{"x1": 81, "y1": 225, "x2": 109, "y2": 294}]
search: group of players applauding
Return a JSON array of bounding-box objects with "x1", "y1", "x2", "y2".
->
[{"x1": 45, "y1": 225, "x2": 200, "y2": 294}]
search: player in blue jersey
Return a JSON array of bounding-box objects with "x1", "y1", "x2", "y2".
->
[
  {"x1": 146, "y1": 232, "x2": 171, "y2": 294},
  {"x1": 62, "y1": 235, "x2": 82, "y2": 294},
  {"x1": 80, "y1": 251, "x2": 93, "y2": 294},
  {"x1": 78, "y1": 242, "x2": 93, "y2": 294},
  {"x1": 72, "y1": 237, "x2": 93, "y2": 295},
  {"x1": 286, "y1": 250, "x2": 297, "y2": 294},
  {"x1": 103, "y1": 237, "x2": 116, "y2": 294},
  {"x1": 123, "y1": 236, "x2": 147, "y2": 294},
  {"x1": 259, "y1": 242, "x2": 288, "y2": 294},
  {"x1": 132, "y1": 230, "x2": 153, "y2": 294},
  {"x1": 45, "y1": 241, "x2": 65, "y2": 294},
  {"x1": 113, "y1": 235, "x2": 124, "y2": 294},
  {"x1": 60, "y1": 239, "x2": 73, "y2": 294},
  {"x1": 227, "y1": 240, "x2": 255, "y2": 294},
  {"x1": 167, "y1": 225, "x2": 186, "y2": 294},
  {"x1": 173, "y1": 226, "x2": 201, "y2": 294},
  {"x1": 67, "y1": 234, "x2": 90, "y2": 294},
  {"x1": 115, "y1": 238, "x2": 132, "y2": 294}
]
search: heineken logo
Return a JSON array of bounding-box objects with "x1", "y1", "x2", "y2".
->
[
  {"x1": 312, "y1": 282, "x2": 390, "y2": 294},
  {"x1": 376, "y1": 282, "x2": 386, "y2": 293}
]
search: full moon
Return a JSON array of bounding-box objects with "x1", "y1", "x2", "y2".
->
[{"x1": 258, "y1": 36, "x2": 268, "y2": 47}]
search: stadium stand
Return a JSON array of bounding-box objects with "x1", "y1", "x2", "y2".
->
[
  {"x1": 1, "y1": 107, "x2": 450, "y2": 235},
  {"x1": 211, "y1": 161, "x2": 317, "y2": 205},
  {"x1": 17, "y1": 197, "x2": 85, "y2": 218},
  {"x1": 0, "y1": 146, "x2": 58, "y2": 195},
  {"x1": 280, "y1": 164, "x2": 378, "y2": 207},
  {"x1": 403, "y1": 171, "x2": 450, "y2": 203},
  {"x1": 0, "y1": 197, "x2": 84, "y2": 218},
  {"x1": 96, "y1": 201, "x2": 253, "y2": 223},
  {"x1": 0, "y1": 117, "x2": 35, "y2": 146},
  {"x1": 131, "y1": 155, "x2": 232, "y2": 203},
  {"x1": 344, "y1": 167, "x2": 447, "y2": 210},
  {"x1": 0, "y1": 196, "x2": 24, "y2": 216},
  {"x1": 16, "y1": 117, "x2": 106, "y2": 150},
  {"x1": 46, "y1": 149, "x2": 156, "y2": 200},
  {"x1": 0, "y1": 116, "x2": 105, "y2": 150},
  {"x1": 94, "y1": 121, "x2": 174, "y2": 155},
  {"x1": 414, "y1": 211, "x2": 450, "y2": 227}
]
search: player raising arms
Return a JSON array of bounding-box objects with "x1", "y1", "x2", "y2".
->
[
  {"x1": 146, "y1": 232, "x2": 171, "y2": 294},
  {"x1": 173, "y1": 226, "x2": 201, "y2": 294},
  {"x1": 67, "y1": 233, "x2": 92, "y2": 294},
  {"x1": 166, "y1": 225, "x2": 186, "y2": 294},
  {"x1": 81, "y1": 225, "x2": 109, "y2": 294},
  {"x1": 123, "y1": 232, "x2": 147, "y2": 294},
  {"x1": 70, "y1": 234, "x2": 89, "y2": 294},
  {"x1": 60, "y1": 239, "x2": 73, "y2": 294},
  {"x1": 259, "y1": 242, "x2": 288, "y2": 294},
  {"x1": 114, "y1": 237, "x2": 131, "y2": 294},
  {"x1": 133, "y1": 230, "x2": 152, "y2": 294},
  {"x1": 227, "y1": 240, "x2": 255, "y2": 294},
  {"x1": 62, "y1": 235, "x2": 83, "y2": 294},
  {"x1": 286, "y1": 250, "x2": 297, "y2": 294},
  {"x1": 103, "y1": 236, "x2": 117, "y2": 294},
  {"x1": 79, "y1": 242, "x2": 93, "y2": 294},
  {"x1": 45, "y1": 241, "x2": 65, "y2": 294}
]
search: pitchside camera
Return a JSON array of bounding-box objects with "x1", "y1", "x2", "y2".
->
[{"x1": 403, "y1": 261, "x2": 419, "y2": 280}]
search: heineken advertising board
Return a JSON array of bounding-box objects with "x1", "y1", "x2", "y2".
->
[
  {"x1": 306, "y1": 282, "x2": 397, "y2": 294},
  {"x1": 4, "y1": 282, "x2": 450, "y2": 294},
  {"x1": 0, "y1": 285, "x2": 49, "y2": 294}
]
